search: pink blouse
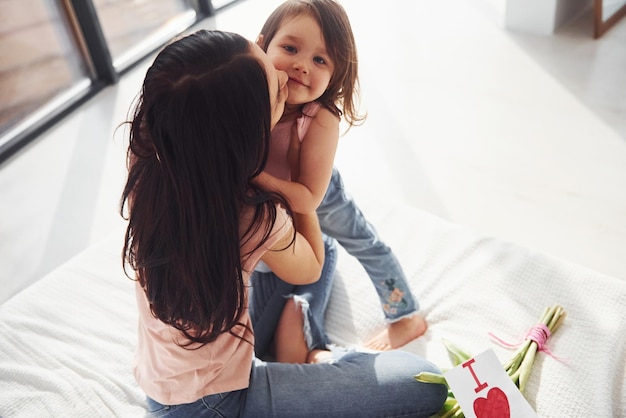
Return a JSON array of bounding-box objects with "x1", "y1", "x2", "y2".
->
[{"x1": 133, "y1": 206, "x2": 291, "y2": 404}]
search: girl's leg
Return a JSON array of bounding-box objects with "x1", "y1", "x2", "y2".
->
[
  {"x1": 317, "y1": 168, "x2": 426, "y2": 349},
  {"x1": 317, "y1": 168, "x2": 419, "y2": 319},
  {"x1": 248, "y1": 271, "x2": 295, "y2": 359},
  {"x1": 243, "y1": 351, "x2": 447, "y2": 418},
  {"x1": 249, "y1": 235, "x2": 337, "y2": 362}
]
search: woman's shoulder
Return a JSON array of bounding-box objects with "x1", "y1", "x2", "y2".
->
[{"x1": 240, "y1": 204, "x2": 291, "y2": 243}]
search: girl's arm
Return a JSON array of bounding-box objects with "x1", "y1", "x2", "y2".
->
[
  {"x1": 260, "y1": 210, "x2": 325, "y2": 285},
  {"x1": 257, "y1": 108, "x2": 339, "y2": 213}
]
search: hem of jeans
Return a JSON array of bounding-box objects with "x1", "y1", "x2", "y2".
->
[{"x1": 384, "y1": 310, "x2": 420, "y2": 324}]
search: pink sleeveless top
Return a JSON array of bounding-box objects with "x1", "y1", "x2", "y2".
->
[
  {"x1": 133, "y1": 206, "x2": 291, "y2": 404},
  {"x1": 265, "y1": 102, "x2": 322, "y2": 181}
]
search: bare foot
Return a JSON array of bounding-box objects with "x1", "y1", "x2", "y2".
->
[
  {"x1": 364, "y1": 314, "x2": 427, "y2": 351},
  {"x1": 306, "y1": 349, "x2": 335, "y2": 364}
]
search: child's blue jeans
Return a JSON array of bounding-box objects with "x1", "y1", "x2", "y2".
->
[{"x1": 317, "y1": 168, "x2": 419, "y2": 321}]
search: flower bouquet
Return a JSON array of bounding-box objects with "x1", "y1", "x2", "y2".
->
[{"x1": 416, "y1": 305, "x2": 566, "y2": 418}]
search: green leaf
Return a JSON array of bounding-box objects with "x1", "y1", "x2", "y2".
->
[
  {"x1": 414, "y1": 371, "x2": 448, "y2": 385},
  {"x1": 442, "y1": 338, "x2": 473, "y2": 367}
]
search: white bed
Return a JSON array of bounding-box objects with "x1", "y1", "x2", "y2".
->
[{"x1": 1, "y1": 202, "x2": 625, "y2": 417}]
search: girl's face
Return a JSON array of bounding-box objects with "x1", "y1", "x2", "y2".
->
[
  {"x1": 265, "y1": 14, "x2": 334, "y2": 107},
  {"x1": 250, "y1": 41, "x2": 289, "y2": 128}
]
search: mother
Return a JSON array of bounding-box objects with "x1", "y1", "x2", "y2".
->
[{"x1": 121, "y1": 29, "x2": 446, "y2": 417}]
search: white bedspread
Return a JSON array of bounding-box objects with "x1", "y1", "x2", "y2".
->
[{"x1": 1, "y1": 203, "x2": 625, "y2": 417}]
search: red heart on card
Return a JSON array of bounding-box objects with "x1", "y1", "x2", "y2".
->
[{"x1": 473, "y1": 387, "x2": 510, "y2": 418}]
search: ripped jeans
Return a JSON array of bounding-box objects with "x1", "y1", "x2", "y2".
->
[
  {"x1": 249, "y1": 234, "x2": 337, "y2": 356},
  {"x1": 144, "y1": 352, "x2": 447, "y2": 418}
]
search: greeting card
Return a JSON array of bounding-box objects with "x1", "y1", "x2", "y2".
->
[{"x1": 444, "y1": 349, "x2": 538, "y2": 418}]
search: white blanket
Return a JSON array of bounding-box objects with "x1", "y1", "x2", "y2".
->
[{"x1": 1, "y1": 203, "x2": 624, "y2": 417}]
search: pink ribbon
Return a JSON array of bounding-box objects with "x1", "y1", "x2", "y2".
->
[{"x1": 489, "y1": 324, "x2": 565, "y2": 362}]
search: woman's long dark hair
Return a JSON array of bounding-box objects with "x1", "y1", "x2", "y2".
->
[{"x1": 121, "y1": 30, "x2": 292, "y2": 347}]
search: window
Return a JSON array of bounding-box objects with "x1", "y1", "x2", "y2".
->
[
  {"x1": 0, "y1": 0, "x2": 92, "y2": 154},
  {"x1": 0, "y1": 0, "x2": 215, "y2": 163},
  {"x1": 93, "y1": 0, "x2": 197, "y2": 71}
]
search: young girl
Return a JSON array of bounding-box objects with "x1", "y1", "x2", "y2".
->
[
  {"x1": 122, "y1": 28, "x2": 445, "y2": 417},
  {"x1": 251, "y1": 0, "x2": 426, "y2": 363}
]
